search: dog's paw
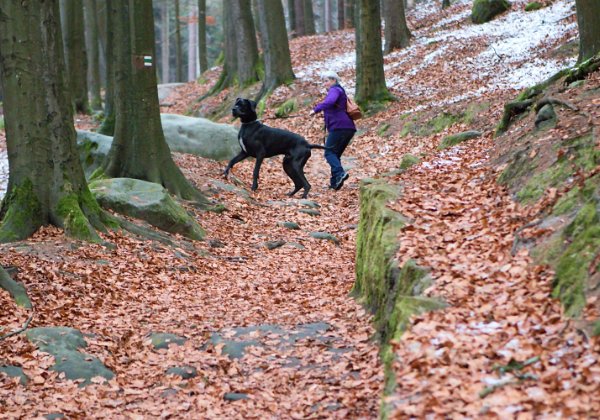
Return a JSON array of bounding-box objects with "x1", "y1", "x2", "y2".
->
[
  {"x1": 251, "y1": 184, "x2": 258, "y2": 191},
  {"x1": 222, "y1": 170, "x2": 229, "y2": 179}
]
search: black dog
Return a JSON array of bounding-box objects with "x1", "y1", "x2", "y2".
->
[{"x1": 223, "y1": 98, "x2": 328, "y2": 198}]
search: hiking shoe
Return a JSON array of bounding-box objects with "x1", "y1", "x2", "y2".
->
[{"x1": 334, "y1": 172, "x2": 349, "y2": 190}]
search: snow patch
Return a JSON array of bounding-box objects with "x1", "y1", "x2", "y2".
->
[{"x1": 0, "y1": 150, "x2": 8, "y2": 200}]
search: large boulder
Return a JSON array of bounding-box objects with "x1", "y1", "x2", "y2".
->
[
  {"x1": 26, "y1": 327, "x2": 114, "y2": 386},
  {"x1": 471, "y1": 0, "x2": 511, "y2": 24},
  {"x1": 160, "y1": 114, "x2": 239, "y2": 161},
  {"x1": 76, "y1": 131, "x2": 112, "y2": 178},
  {"x1": 89, "y1": 178, "x2": 205, "y2": 240}
]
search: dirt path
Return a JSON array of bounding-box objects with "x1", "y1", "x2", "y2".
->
[
  {"x1": 0, "y1": 150, "x2": 383, "y2": 418},
  {"x1": 382, "y1": 136, "x2": 600, "y2": 417}
]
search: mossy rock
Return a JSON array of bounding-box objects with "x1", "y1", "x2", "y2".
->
[
  {"x1": 160, "y1": 114, "x2": 239, "y2": 161},
  {"x1": 0, "y1": 267, "x2": 32, "y2": 309},
  {"x1": 208, "y1": 334, "x2": 261, "y2": 360},
  {"x1": 76, "y1": 131, "x2": 113, "y2": 179},
  {"x1": 264, "y1": 240, "x2": 286, "y2": 250},
  {"x1": 0, "y1": 366, "x2": 29, "y2": 385},
  {"x1": 438, "y1": 130, "x2": 482, "y2": 150},
  {"x1": 166, "y1": 366, "x2": 197, "y2": 379},
  {"x1": 279, "y1": 221, "x2": 300, "y2": 230},
  {"x1": 472, "y1": 0, "x2": 511, "y2": 23},
  {"x1": 274, "y1": 98, "x2": 298, "y2": 118},
  {"x1": 309, "y1": 232, "x2": 340, "y2": 245},
  {"x1": 89, "y1": 178, "x2": 204, "y2": 240},
  {"x1": 26, "y1": 327, "x2": 114, "y2": 386},
  {"x1": 534, "y1": 104, "x2": 557, "y2": 129},
  {"x1": 299, "y1": 199, "x2": 320, "y2": 209},
  {"x1": 298, "y1": 208, "x2": 321, "y2": 216},
  {"x1": 524, "y1": 1, "x2": 543, "y2": 11},
  {"x1": 399, "y1": 154, "x2": 420, "y2": 171},
  {"x1": 224, "y1": 392, "x2": 249, "y2": 401},
  {"x1": 148, "y1": 332, "x2": 188, "y2": 350}
]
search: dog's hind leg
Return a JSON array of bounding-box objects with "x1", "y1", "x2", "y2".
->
[
  {"x1": 293, "y1": 153, "x2": 312, "y2": 199},
  {"x1": 283, "y1": 156, "x2": 303, "y2": 197}
]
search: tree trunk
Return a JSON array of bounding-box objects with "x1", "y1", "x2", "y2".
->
[
  {"x1": 0, "y1": 0, "x2": 108, "y2": 242},
  {"x1": 345, "y1": 0, "x2": 355, "y2": 28},
  {"x1": 337, "y1": 0, "x2": 345, "y2": 29},
  {"x1": 198, "y1": 0, "x2": 208, "y2": 73},
  {"x1": 257, "y1": 0, "x2": 296, "y2": 94},
  {"x1": 61, "y1": 0, "x2": 90, "y2": 114},
  {"x1": 103, "y1": 0, "x2": 202, "y2": 201},
  {"x1": 84, "y1": 0, "x2": 103, "y2": 111},
  {"x1": 294, "y1": 0, "x2": 306, "y2": 36},
  {"x1": 99, "y1": 0, "x2": 115, "y2": 135},
  {"x1": 383, "y1": 0, "x2": 411, "y2": 54},
  {"x1": 175, "y1": 0, "x2": 184, "y2": 82},
  {"x1": 230, "y1": 1, "x2": 260, "y2": 86},
  {"x1": 324, "y1": 0, "x2": 333, "y2": 32},
  {"x1": 287, "y1": 0, "x2": 296, "y2": 34},
  {"x1": 575, "y1": 0, "x2": 600, "y2": 63},
  {"x1": 187, "y1": 0, "x2": 197, "y2": 81},
  {"x1": 304, "y1": 0, "x2": 316, "y2": 35},
  {"x1": 161, "y1": 0, "x2": 170, "y2": 83},
  {"x1": 355, "y1": 0, "x2": 392, "y2": 107},
  {"x1": 442, "y1": 0, "x2": 451, "y2": 9}
]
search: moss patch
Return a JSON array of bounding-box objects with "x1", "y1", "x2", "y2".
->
[
  {"x1": 0, "y1": 179, "x2": 43, "y2": 243},
  {"x1": 524, "y1": 1, "x2": 543, "y2": 11},
  {"x1": 274, "y1": 98, "x2": 298, "y2": 118},
  {"x1": 399, "y1": 154, "x2": 420, "y2": 171}
]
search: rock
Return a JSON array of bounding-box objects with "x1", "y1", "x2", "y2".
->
[
  {"x1": 568, "y1": 80, "x2": 585, "y2": 89},
  {"x1": 223, "y1": 392, "x2": 249, "y2": 401},
  {"x1": 309, "y1": 232, "x2": 340, "y2": 245},
  {"x1": 44, "y1": 414, "x2": 65, "y2": 420},
  {"x1": 0, "y1": 267, "x2": 32, "y2": 309},
  {"x1": 264, "y1": 240, "x2": 286, "y2": 250},
  {"x1": 524, "y1": 1, "x2": 542, "y2": 11},
  {"x1": 161, "y1": 388, "x2": 179, "y2": 398},
  {"x1": 89, "y1": 178, "x2": 204, "y2": 240},
  {"x1": 76, "y1": 131, "x2": 113, "y2": 178},
  {"x1": 148, "y1": 332, "x2": 187, "y2": 350},
  {"x1": 208, "y1": 239, "x2": 225, "y2": 248},
  {"x1": 535, "y1": 104, "x2": 557, "y2": 129},
  {"x1": 166, "y1": 366, "x2": 198, "y2": 379},
  {"x1": 208, "y1": 333, "x2": 260, "y2": 360},
  {"x1": 279, "y1": 221, "x2": 300, "y2": 230},
  {"x1": 298, "y1": 200, "x2": 320, "y2": 209},
  {"x1": 285, "y1": 242, "x2": 306, "y2": 250},
  {"x1": 471, "y1": 0, "x2": 511, "y2": 23},
  {"x1": 160, "y1": 114, "x2": 239, "y2": 161},
  {"x1": 438, "y1": 130, "x2": 483, "y2": 150},
  {"x1": 399, "y1": 154, "x2": 420, "y2": 171},
  {"x1": 0, "y1": 365, "x2": 29, "y2": 385},
  {"x1": 298, "y1": 208, "x2": 321, "y2": 216},
  {"x1": 157, "y1": 83, "x2": 185, "y2": 101},
  {"x1": 26, "y1": 327, "x2": 114, "y2": 386}
]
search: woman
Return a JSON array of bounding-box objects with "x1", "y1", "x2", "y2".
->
[{"x1": 310, "y1": 71, "x2": 356, "y2": 190}]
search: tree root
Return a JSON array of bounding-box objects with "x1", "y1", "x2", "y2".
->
[
  {"x1": 0, "y1": 266, "x2": 35, "y2": 341},
  {"x1": 564, "y1": 53, "x2": 600, "y2": 85},
  {"x1": 535, "y1": 97, "x2": 579, "y2": 112},
  {"x1": 496, "y1": 99, "x2": 535, "y2": 136}
]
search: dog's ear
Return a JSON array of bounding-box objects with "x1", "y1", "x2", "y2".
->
[{"x1": 248, "y1": 100, "x2": 257, "y2": 112}]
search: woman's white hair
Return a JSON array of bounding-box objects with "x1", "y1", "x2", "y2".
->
[{"x1": 321, "y1": 70, "x2": 341, "y2": 82}]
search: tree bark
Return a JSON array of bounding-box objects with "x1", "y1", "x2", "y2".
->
[
  {"x1": 103, "y1": 0, "x2": 202, "y2": 201},
  {"x1": 257, "y1": 0, "x2": 296, "y2": 94},
  {"x1": 575, "y1": 0, "x2": 600, "y2": 63},
  {"x1": 198, "y1": 0, "x2": 208, "y2": 73},
  {"x1": 304, "y1": 0, "x2": 316, "y2": 35},
  {"x1": 345, "y1": 0, "x2": 355, "y2": 28},
  {"x1": 175, "y1": 0, "x2": 184, "y2": 82},
  {"x1": 61, "y1": 0, "x2": 91, "y2": 114},
  {"x1": 99, "y1": 0, "x2": 115, "y2": 135},
  {"x1": 161, "y1": 0, "x2": 170, "y2": 83},
  {"x1": 84, "y1": 0, "x2": 103, "y2": 111},
  {"x1": 337, "y1": 0, "x2": 345, "y2": 29},
  {"x1": 355, "y1": 0, "x2": 392, "y2": 107},
  {"x1": 383, "y1": 0, "x2": 411, "y2": 54},
  {"x1": 287, "y1": 0, "x2": 296, "y2": 34},
  {"x1": 324, "y1": 0, "x2": 333, "y2": 32},
  {"x1": 0, "y1": 0, "x2": 108, "y2": 242},
  {"x1": 442, "y1": 0, "x2": 451, "y2": 9},
  {"x1": 187, "y1": 0, "x2": 197, "y2": 81},
  {"x1": 230, "y1": 1, "x2": 260, "y2": 86},
  {"x1": 294, "y1": 0, "x2": 306, "y2": 36}
]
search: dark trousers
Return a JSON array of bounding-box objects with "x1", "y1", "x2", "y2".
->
[{"x1": 324, "y1": 129, "x2": 355, "y2": 187}]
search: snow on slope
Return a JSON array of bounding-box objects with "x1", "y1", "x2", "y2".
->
[{"x1": 0, "y1": 149, "x2": 7, "y2": 200}]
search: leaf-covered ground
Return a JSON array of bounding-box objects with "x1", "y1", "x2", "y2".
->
[{"x1": 2, "y1": 0, "x2": 599, "y2": 417}]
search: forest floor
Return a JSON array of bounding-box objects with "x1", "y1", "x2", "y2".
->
[{"x1": 2, "y1": 0, "x2": 599, "y2": 418}]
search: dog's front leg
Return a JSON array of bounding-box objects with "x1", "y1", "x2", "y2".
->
[
  {"x1": 223, "y1": 151, "x2": 248, "y2": 178},
  {"x1": 251, "y1": 157, "x2": 264, "y2": 191}
]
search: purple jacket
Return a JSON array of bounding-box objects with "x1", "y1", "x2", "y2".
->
[{"x1": 313, "y1": 85, "x2": 357, "y2": 132}]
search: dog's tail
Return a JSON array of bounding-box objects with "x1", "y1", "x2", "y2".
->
[{"x1": 309, "y1": 144, "x2": 332, "y2": 150}]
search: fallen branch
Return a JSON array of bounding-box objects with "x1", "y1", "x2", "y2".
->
[
  {"x1": 0, "y1": 267, "x2": 35, "y2": 341},
  {"x1": 0, "y1": 311, "x2": 34, "y2": 342}
]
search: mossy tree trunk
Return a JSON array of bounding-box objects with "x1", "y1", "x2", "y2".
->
[
  {"x1": 99, "y1": 0, "x2": 116, "y2": 136},
  {"x1": 294, "y1": 0, "x2": 306, "y2": 35},
  {"x1": 304, "y1": 0, "x2": 316, "y2": 35},
  {"x1": 61, "y1": 0, "x2": 90, "y2": 114},
  {"x1": 257, "y1": 0, "x2": 296, "y2": 94},
  {"x1": 198, "y1": 0, "x2": 208, "y2": 73},
  {"x1": 0, "y1": 0, "x2": 109, "y2": 243},
  {"x1": 383, "y1": 0, "x2": 411, "y2": 54},
  {"x1": 287, "y1": 0, "x2": 297, "y2": 34},
  {"x1": 102, "y1": 0, "x2": 202, "y2": 202},
  {"x1": 161, "y1": 0, "x2": 170, "y2": 83},
  {"x1": 355, "y1": 0, "x2": 393, "y2": 107},
  {"x1": 84, "y1": 0, "x2": 102, "y2": 111},
  {"x1": 575, "y1": 0, "x2": 600, "y2": 63},
  {"x1": 442, "y1": 0, "x2": 451, "y2": 9},
  {"x1": 175, "y1": 0, "x2": 184, "y2": 82}
]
